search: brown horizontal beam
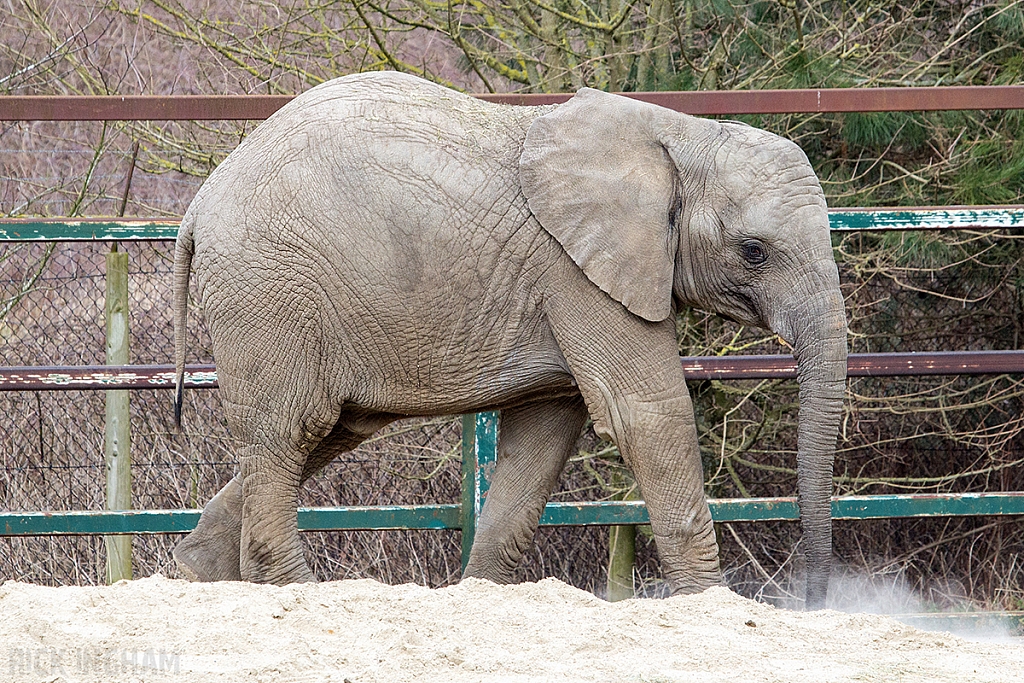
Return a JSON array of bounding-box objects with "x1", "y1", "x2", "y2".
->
[
  {"x1": 2, "y1": 86, "x2": 1021, "y2": 121},
  {"x1": 3, "y1": 352, "x2": 1023, "y2": 391},
  {"x1": 481, "y1": 86, "x2": 1024, "y2": 114},
  {"x1": 0, "y1": 364, "x2": 216, "y2": 391},
  {"x1": 0, "y1": 95, "x2": 292, "y2": 121},
  {"x1": 682, "y1": 350, "x2": 1024, "y2": 380}
]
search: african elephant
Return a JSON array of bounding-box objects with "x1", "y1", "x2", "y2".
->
[{"x1": 171, "y1": 71, "x2": 847, "y2": 609}]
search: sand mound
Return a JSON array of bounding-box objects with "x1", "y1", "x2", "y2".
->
[{"x1": 1, "y1": 575, "x2": 1020, "y2": 682}]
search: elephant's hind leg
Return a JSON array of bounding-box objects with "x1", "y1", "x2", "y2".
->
[
  {"x1": 172, "y1": 424, "x2": 370, "y2": 582},
  {"x1": 463, "y1": 395, "x2": 589, "y2": 583},
  {"x1": 172, "y1": 475, "x2": 244, "y2": 581},
  {"x1": 236, "y1": 436, "x2": 316, "y2": 584}
]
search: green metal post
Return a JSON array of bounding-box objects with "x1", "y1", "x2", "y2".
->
[
  {"x1": 104, "y1": 248, "x2": 132, "y2": 583},
  {"x1": 460, "y1": 411, "x2": 498, "y2": 572}
]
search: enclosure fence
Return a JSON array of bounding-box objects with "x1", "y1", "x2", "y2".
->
[{"x1": 2, "y1": 86, "x2": 1023, "y2": 625}]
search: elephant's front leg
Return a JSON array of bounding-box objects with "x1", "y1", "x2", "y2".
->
[
  {"x1": 548, "y1": 301, "x2": 722, "y2": 594},
  {"x1": 463, "y1": 395, "x2": 589, "y2": 583},
  {"x1": 608, "y1": 386, "x2": 721, "y2": 594}
]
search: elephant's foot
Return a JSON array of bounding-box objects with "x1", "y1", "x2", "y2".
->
[
  {"x1": 658, "y1": 527, "x2": 723, "y2": 595},
  {"x1": 173, "y1": 537, "x2": 241, "y2": 582},
  {"x1": 463, "y1": 541, "x2": 520, "y2": 585},
  {"x1": 239, "y1": 548, "x2": 317, "y2": 585},
  {"x1": 172, "y1": 476, "x2": 243, "y2": 582}
]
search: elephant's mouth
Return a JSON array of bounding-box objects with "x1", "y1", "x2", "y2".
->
[{"x1": 715, "y1": 289, "x2": 769, "y2": 330}]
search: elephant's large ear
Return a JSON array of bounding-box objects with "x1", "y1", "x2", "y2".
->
[{"x1": 519, "y1": 89, "x2": 709, "y2": 322}]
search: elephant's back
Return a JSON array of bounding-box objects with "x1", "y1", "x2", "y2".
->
[
  {"x1": 183, "y1": 72, "x2": 567, "y2": 413},
  {"x1": 186, "y1": 72, "x2": 547, "y2": 256},
  {"x1": 217, "y1": 71, "x2": 545, "y2": 191}
]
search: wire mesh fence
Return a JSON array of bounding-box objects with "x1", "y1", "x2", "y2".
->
[
  {"x1": 2, "y1": 114, "x2": 1024, "y2": 608},
  {"x1": 4, "y1": 232, "x2": 1024, "y2": 608},
  {"x1": 0, "y1": 239, "x2": 641, "y2": 592}
]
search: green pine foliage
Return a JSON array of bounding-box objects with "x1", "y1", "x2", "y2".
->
[
  {"x1": 952, "y1": 140, "x2": 1024, "y2": 205},
  {"x1": 840, "y1": 113, "x2": 928, "y2": 153}
]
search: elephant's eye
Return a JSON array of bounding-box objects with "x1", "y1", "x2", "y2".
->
[{"x1": 741, "y1": 240, "x2": 769, "y2": 266}]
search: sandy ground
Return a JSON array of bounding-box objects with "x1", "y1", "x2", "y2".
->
[{"x1": 1, "y1": 575, "x2": 1020, "y2": 683}]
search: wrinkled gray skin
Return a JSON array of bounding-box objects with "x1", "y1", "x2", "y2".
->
[{"x1": 172, "y1": 72, "x2": 847, "y2": 609}]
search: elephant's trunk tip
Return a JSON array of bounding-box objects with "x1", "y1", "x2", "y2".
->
[
  {"x1": 174, "y1": 379, "x2": 183, "y2": 431},
  {"x1": 805, "y1": 575, "x2": 829, "y2": 611}
]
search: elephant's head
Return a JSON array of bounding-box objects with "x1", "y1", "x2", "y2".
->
[{"x1": 519, "y1": 89, "x2": 847, "y2": 609}]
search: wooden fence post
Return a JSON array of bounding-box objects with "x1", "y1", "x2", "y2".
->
[
  {"x1": 104, "y1": 247, "x2": 132, "y2": 583},
  {"x1": 606, "y1": 472, "x2": 638, "y2": 601},
  {"x1": 606, "y1": 524, "x2": 636, "y2": 601}
]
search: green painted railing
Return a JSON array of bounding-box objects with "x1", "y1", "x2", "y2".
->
[
  {"x1": 8, "y1": 493, "x2": 1024, "y2": 536},
  {"x1": 460, "y1": 413, "x2": 497, "y2": 570},
  {"x1": 0, "y1": 218, "x2": 181, "y2": 241},
  {"x1": 2, "y1": 206, "x2": 1022, "y2": 241}
]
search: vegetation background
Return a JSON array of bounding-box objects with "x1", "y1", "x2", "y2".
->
[{"x1": 1, "y1": 0, "x2": 1023, "y2": 612}]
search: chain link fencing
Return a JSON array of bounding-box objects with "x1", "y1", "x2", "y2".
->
[
  {"x1": 0, "y1": 236, "x2": 642, "y2": 592},
  {"x1": 3, "y1": 120, "x2": 1024, "y2": 609}
]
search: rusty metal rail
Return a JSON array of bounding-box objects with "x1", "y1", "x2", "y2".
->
[
  {"x1": 480, "y1": 85, "x2": 1024, "y2": 113},
  {"x1": 0, "y1": 365, "x2": 216, "y2": 391},
  {"x1": 1, "y1": 85, "x2": 1021, "y2": 121},
  {"x1": 682, "y1": 350, "x2": 1024, "y2": 379},
  {"x1": 3, "y1": 352, "x2": 1024, "y2": 391}
]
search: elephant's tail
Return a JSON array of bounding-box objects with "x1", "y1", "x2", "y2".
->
[{"x1": 173, "y1": 214, "x2": 195, "y2": 430}]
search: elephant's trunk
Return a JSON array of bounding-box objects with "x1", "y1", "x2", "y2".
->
[{"x1": 788, "y1": 276, "x2": 847, "y2": 610}]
